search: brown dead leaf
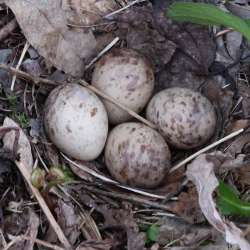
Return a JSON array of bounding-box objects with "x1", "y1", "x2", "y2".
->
[
  {"x1": 186, "y1": 154, "x2": 250, "y2": 250},
  {"x1": 153, "y1": 0, "x2": 216, "y2": 75},
  {"x1": 75, "y1": 240, "x2": 112, "y2": 250},
  {"x1": 167, "y1": 185, "x2": 204, "y2": 224},
  {"x1": 233, "y1": 165, "x2": 250, "y2": 186},
  {"x1": 113, "y1": 4, "x2": 176, "y2": 72},
  {"x1": 55, "y1": 199, "x2": 81, "y2": 245},
  {"x1": 4, "y1": 0, "x2": 96, "y2": 77},
  {"x1": 157, "y1": 217, "x2": 214, "y2": 246},
  {"x1": 4, "y1": 208, "x2": 39, "y2": 250},
  {"x1": 226, "y1": 132, "x2": 250, "y2": 157},
  {"x1": 2, "y1": 117, "x2": 33, "y2": 173},
  {"x1": 96, "y1": 205, "x2": 146, "y2": 250},
  {"x1": 63, "y1": 0, "x2": 118, "y2": 26},
  {"x1": 237, "y1": 82, "x2": 250, "y2": 118}
]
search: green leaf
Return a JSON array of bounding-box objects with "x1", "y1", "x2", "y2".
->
[
  {"x1": 145, "y1": 224, "x2": 159, "y2": 244},
  {"x1": 217, "y1": 181, "x2": 250, "y2": 216},
  {"x1": 167, "y1": 2, "x2": 250, "y2": 41}
]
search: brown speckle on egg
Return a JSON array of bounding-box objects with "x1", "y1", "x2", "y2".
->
[
  {"x1": 104, "y1": 122, "x2": 171, "y2": 188},
  {"x1": 92, "y1": 48, "x2": 155, "y2": 124},
  {"x1": 44, "y1": 84, "x2": 109, "y2": 161},
  {"x1": 146, "y1": 87, "x2": 216, "y2": 149}
]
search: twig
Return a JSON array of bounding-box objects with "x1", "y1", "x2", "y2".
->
[
  {"x1": 0, "y1": 63, "x2": 58, "y2": 86},
  {"x1": 215, "y1": 28, "x2": 233, "y2": 37},
  {"x1": 0, "y1": 18, "x2": 17, "y2": 41},
  {"x1": 14, "y1": 160, "x2": 72, "y2": 249},
  {"x1": 170, "y1": 128, "x2": 244, "y2": 173},
  {"x1": 79, "y1": 79, "x2": 156, "y2": 128},
  {"x1": 0, "y1": 64, "x2": 156, "y2": 128},
  {"x1": 11, "y1": 41, "x2": 30, "y2": 91},
  {"x1": 85, "y1": 37, "x2": 119, "y2": 69},
  {"x1": 62, "y1": 152, "x2": 165, "y2": 199},
  {"x1": 3, "y1": 235, "x2": 65, "y2": 250},
  {"x1": 76, "y1": 183, "x2": 173, "y2": 212},
  {"x1": 104, "y1": 0, "x2": 146, "y2": 19}
]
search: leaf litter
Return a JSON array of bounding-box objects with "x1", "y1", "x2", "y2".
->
[{"x1": 0, "y1": 0, "x2": 250, "y2": 249}]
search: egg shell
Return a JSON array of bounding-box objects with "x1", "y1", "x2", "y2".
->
[
  {"x1": 105, "y1": 122, "x2": 171, "y2": 188},
  {"x1": 92, "y1": 48, "x2": 154, "y2": 124},
  {"x1": 44, "y1": 84, "x2": 108, "y2": 161},
  {"x1": 146, "y1": 87, "x2": 216, "y2": 149}
]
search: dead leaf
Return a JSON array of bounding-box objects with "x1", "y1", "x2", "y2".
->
[
  {"x1": 226, "y1": 1, "x2": 250, "y2": 19},
  {"x1": 156, "y1": 217, "x2": 214, "y2": 246},
  {"x1": 75, "y1": 240, "x2": 112, "y2": 250},
  {"x1": 167, "y1": 185, "x2": 205, "y2": 224},
  {"x1": 96, "y1": 205, "x2": 146, "y2": 250},
  {"x1": 2, "y1": 117, "x2": 33, "y2": 173},
  {"x1": 21, "y1": 59, "x2": 42, "y2": 77},
  {"x1": 4, "y1": 208, "x2": 39, "y2": 250},
  {"x1": 55, "y1": 199, "x2": 81, "y2": 245},
  {"x1": 62, "y1": 0, "x2": 118, "y2": 26},
  {"x1": 4, "y1": 0, "x2": 96, "y2": 77},
  {"x1": 114, "y1": 4, "x2": 176, "y2": 72},
  {"x1": 233, "y1": 165, "x2": 250, "y2": 186},
  {"x1": 153, "y1": 0, "x2": 216, "y2": 75},
  {"x1": 186, "y1": 154, "x2": 250, "y2": 250}
]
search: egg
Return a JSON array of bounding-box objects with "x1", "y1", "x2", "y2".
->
[
  {"x1": 146, "y1": 87, "x2": 216, "y2": 149},
  {"x1": 105, "y1": 122, "x2": 171, "y2": 188},
  {"x1": 92, "y1": 48, "x2": 154, "y2": 124},
  {"x1": 44, "y1": 84, "x2": 108, "y2": 161}
]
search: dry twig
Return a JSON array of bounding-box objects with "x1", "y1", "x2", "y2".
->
[
  {"x1": 14, "y1": 160, "x2": 72, "y2": 249},
  {"x1": 3, "y1": 235, "x2": 65, "y2": 250},
  {"x1": 170, "y1": 128, "x2": 244, "y2": 173},
  {"x1": 11, "y1": 41, "x2": 30, "y2": 91}
]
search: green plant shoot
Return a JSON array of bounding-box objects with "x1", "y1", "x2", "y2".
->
[
  {"x1": 145, "y1": 224, "x2": 159, "y2": 244},
  {"x1": 217, "y1": 181, "x2": 250, "y2": 216},
  {"x1": 167, "y1": 2, "x2": 250, "y2": 41}
]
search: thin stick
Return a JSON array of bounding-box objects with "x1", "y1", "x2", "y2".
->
[
  {"x1": 3, "y1": 235, "x2": 65, "y2": 250},
  {"x1": 79, "y1": 79, "x2": 156, "y2": 128},
  {"x1": 11, "y1": 41, "x2": 30, "y2": 91},
  {"x1": 104, "y1": 0, "x2": 146, "y2": 18},
  {"x1": 170, "y1": 128, "x2": 244, "y2": 173},
  {"x1": 215, "y1": 28, "x2": 233, "y2": 37},
  {"x1": 0, "y1": 64, "x2": 156, "y2": 128},
  {"x1": 0, "y1": 63, "x2": 59, "y2": 86},
  {"x1": 61, "y1": 152, "x2": 164, "y2": 199},
  {"x1": 78, "y1": 183, "x2": 172, "y2": 212},
  {"x1": 85, "y1": 37, "x2": 119, "y2": 69},
  {"x1": 14, "y1": 160, "x2": 72, "y2": 249},
  {"x1": 0, "y1": 18, "x2": 17, "y2": 42}
]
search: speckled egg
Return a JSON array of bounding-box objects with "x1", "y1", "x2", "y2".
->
[
  {"x1": 105, "y1": 122, "x2": 171, "y2": 188},
  {"x1": 146, "y1": 87, "x2": 216, "y2": 149},
  {"x1": 92, "y1": 48, "x2": 154, "y2": 124},
  {"x1": 44, "y1": 84, "x2": 108, "y2": 161}
]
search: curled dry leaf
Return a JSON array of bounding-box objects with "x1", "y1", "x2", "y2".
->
[
  {"x1": 186, "y1": 154, "x2": 250, "y2": 250},
  {"x1": 2, "y1": 117, "x2": 33, "y2": 173},
  {"x1": 3, "y1": 0, "x2": 96, "y2": 77}
]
